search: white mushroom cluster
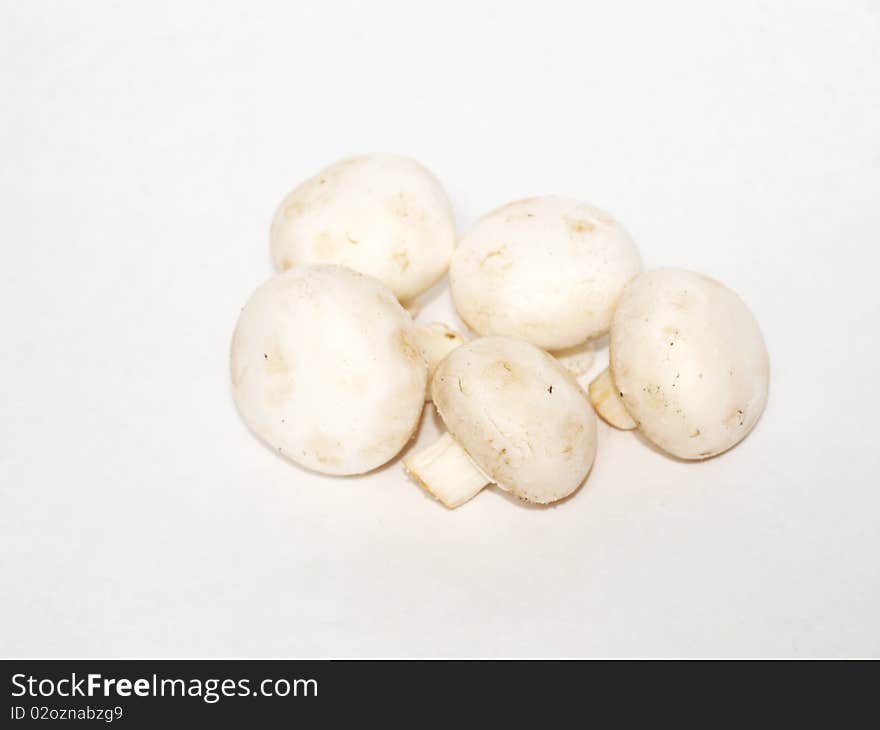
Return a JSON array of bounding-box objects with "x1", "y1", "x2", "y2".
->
[{"x1": 231, "y1": 154, "x2": 770, "y2": 509}]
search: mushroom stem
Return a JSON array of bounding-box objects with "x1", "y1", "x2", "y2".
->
[
  {"x1": 404, "y1": 433, "x2": 490, "y2": 508},
  {"x1": 413, "y1": 323, "x2": 466, "y2": 400},
  {"x1": 588, "y1": 367, "x2": 637, "y2": 430},
  {"x1": 552, "y1": 340, "x2": 595, "y2": 376}
]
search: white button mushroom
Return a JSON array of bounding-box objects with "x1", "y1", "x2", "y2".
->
[
  {"x1": 270, "y1": 155, "x2": 456, "y2": 302},
  {"x1": 230, "y1": 265, "x2": 427, "y2": 475},
  {"x1": 404, "y1": 336, "x2": 597, "y2": 508},
  {"x1": 592, "y1": 268, "x2": 769, "y2": 459},
  {"x1": 449, "y1": 196, "x2": 641, "y2": 353}
]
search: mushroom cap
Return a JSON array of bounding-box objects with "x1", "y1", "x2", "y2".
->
[
  {"x1": 431, "y1": 336, "x2": 597, "y2": 503},
  {"x1": 449, "y1": 196, "x2": 641, "y2": 350},
  {"x1": 270, "y1": 155, "x2": 456, "y2": 302},
  {"x1": 610, "y1": 268, "x2": 770, "y2": 459},
  {"x1": 230, "y1": 265, "x2": 427, "y2": 475}
]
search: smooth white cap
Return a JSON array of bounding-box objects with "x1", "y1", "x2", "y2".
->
[
  {"x1": 450, "y1": 196, "x2": 641, "y2": 350},
  {"x1": 611, "y1": 268, "x2": 770, "y2": 459},
  {"x1": 270, "y1": 155, "x2": 456, "y2": 302},
  {"x1": 230, "y1": 265, "x2": 427, "y2": 475},
  {"x1": 431, "y1": 336, "x2": 597, "y2": 503}
]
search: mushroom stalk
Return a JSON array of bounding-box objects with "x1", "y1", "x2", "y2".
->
[
  {"x1": 404, "y1": 433, "x2": 490, "y2": 508},
  {"x1": 412, "y1": 322, "x2": 466, "y2": 400},
  {"x1": 588, "y1": 367, "x2": 637, "y2": 430}
]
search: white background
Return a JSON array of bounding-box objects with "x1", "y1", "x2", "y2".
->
[{"x1": 2, "y1": 0, "x2": 878, "y2": 658}]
